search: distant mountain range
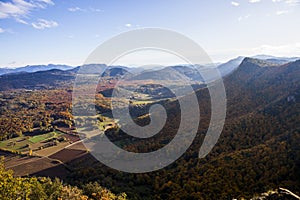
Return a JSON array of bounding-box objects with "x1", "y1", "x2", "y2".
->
[
  {"x1": 0, "y1": 64, "x2": 75, "y2": 75},
  {"x1": 252, "y1": 54, "x2": 300, "y2": 64},
  {"x1": 0, "y1": 55, "x2": 298, "y2": 76},
  {"x1": 0, "y1": 69, "x2": 76, "y2": 91},
  {"x1": 0, "y1": 55, "x2": 299, "y2": 91},
  {"x1": 127, "y1": 55, "x2": 298, "y2": 82}
]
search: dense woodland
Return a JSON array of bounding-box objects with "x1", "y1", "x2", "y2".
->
[
  {"x1": 0, "y1": 90, "x2": 73, "y2": 141},
  {"x1": 66, "y1": 91, "x2": 299, "y2": 199}
]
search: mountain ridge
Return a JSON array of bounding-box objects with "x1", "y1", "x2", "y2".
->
[
  {"x1": 1, "y1": 55, "x2": 298, "y2": 76},
  {"x1": 0, "y1": 64, "x2": 75, "y2": 76},
  {"x1": 0, "y1": 56, "x2": 299, "y2": 91}
]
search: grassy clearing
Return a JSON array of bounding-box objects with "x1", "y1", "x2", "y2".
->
[
  {"x1": 28, "y1": 132, "x2": 58, "y2": 143},
  {"x1": 131, "y1": 100, "x2": 154, "y2": 105},
  {"x1": 0, "y1": 136, "x2": 30, "y2": 152},
  {"x1": 0, "y1": 131, "x2": 63, "y2": 153}
]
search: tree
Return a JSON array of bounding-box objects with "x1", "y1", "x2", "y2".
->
[{"x1": 0, "y1": 157, "x2": 127, "y2": 200}]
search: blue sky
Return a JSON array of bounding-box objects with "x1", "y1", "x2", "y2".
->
[{"x1": 0, "y1": 0, "x2": 299, "y2": 67}]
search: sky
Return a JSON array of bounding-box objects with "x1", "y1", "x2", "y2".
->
[{"x1": 0, "y1": 0, "x2": 299, "y2": 68}]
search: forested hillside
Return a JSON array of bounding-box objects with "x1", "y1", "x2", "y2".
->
[{"x1": 65, "y1": 58, "x2": 300, "y2": 199}]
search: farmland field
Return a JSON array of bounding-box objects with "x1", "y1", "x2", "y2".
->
[
  {"x1": 0, "y1": 136, "x2": 30, "y2": 153},
  {"x1": 33, "y1": 141, "x2": 71, "y2": 157},
  {"x1": 28, "y1": 131, "x2": 60, "y2": 143},
  {"x1": 0, "y1": 130, "x2": 65, "y2": 154}
]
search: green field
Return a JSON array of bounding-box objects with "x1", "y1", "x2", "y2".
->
[
  {"x1": 28, "y1": 132, "x2": 60, "y2": 143},
  {"x1": 0, "y1": 136, "x2": 29, "y2": 152},
  {"x1": 131, "y1": 100, "x2": 154, "y2": 105},
  {"x1": 0, "y1": 131, "x2": 63, "y2": 153}
]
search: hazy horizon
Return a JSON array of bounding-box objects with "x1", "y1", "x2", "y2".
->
[
  {"x1": 1, "y1": 53, "x2": 300, "y2": 69},
  {"x1": 0, "y1": 0, "x2": 300, "y2": 68}
]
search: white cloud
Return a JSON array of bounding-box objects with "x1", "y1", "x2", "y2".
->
[
  {"x1": 31, "y1": 19, "x2": 58, "y2": 29},
  {"x1": 231, "y1": 1, "x2": 240, "y2": 6},
  {"x1": 89, "y1": 7, "x2": 103, "y2": 12},
  {"x1": 253, "y1": 43, "x2": 300, "y2": 56},
  {"x1": 125, "y1": 23, "x2": 132, "y2": 27},
  {"x1": 37, "y1": 0, "x2": 54, "y2": 5},
  {"x1": 276, "y1": 10, "x2": 289, "y2": 15},
  {"x1": 284, "y1": 0, "x2": 299, "y2": 6},
  {"x1": 286, "y1": 0, "x2": 299, "y2": 4},
  {"x1": 68, "y1": 7, "x2": 103, "y2": 13},
  {"x1": 272, "y1": 0, "x2": 299, "y2": 6},
  {"x1": 68, "y1": 7, "x2": 85, "y2": 12},
  {"x1": 0, "y1": 28, "x2": 5, "y2": 33},
  {"x1": 249, "y1": 0, "x2": 261, "y2": 3},
  {"x1": 0, "y1": 0, "x2": 54, "y2": 20},
  {"x1": 15, "y1": 18, "x2": 28, "y2": 24}
]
